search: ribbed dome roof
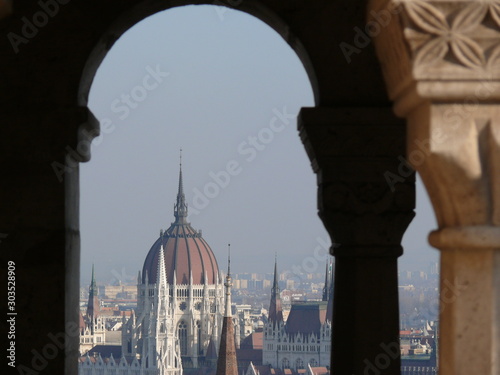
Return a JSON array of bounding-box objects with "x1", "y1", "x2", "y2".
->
[{"x1": 142, "y1": 161, "x2": 220, "y2": 285}]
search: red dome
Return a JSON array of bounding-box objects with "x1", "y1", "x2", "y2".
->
[
  {"x1": 142, "y1": 165, "x2": 220, "y2": 285},
  {"x1": 142, "y1": 223, "x2": 219, "y2": 285}
]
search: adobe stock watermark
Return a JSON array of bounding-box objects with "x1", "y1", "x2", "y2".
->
[
  {"x1": 407, "y1": 277, "x2": 468, "y2": 328},
  {"x1": 339, "y1": 5, "x2": 402, "y2": 64},
  {"x1": 15, "y1": 320, "x2": 80, "y2": 374},
  {"x1": 110, "y1": 267, "x2": 137, "y2": 285},
  {"x1": 7, "y1": 0, "x2": 72, "y2": 54},
  {"x1": 283, "y1": 236, "x2": 335, "y2": 286},
  {"x1": 364, "y1": 277, "x2": 467, "y2": 374},
  {"x1": 363, "y1": 341, "x2": 400, "y2": 375},
  {"x1": 186, "y1": 106, "x2": 296, "y2": 217},
  {"x1": 51, "y1": 64, "x2": 169, "y2": 182}
]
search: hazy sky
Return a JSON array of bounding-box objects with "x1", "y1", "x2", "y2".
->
[{"x1": 81, "y1": 5, "x2": 439, "y2": 286}]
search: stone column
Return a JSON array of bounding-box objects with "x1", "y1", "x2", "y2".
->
[
  {"x1": 0, "y1": 105, "x2": 97, "y2": 375},
  {"x1": 299, "y1": 107, "x2": 415, "y2": 375},
  {"x1": 369, "y1": 1, "x2": 500, "y2": 373}
]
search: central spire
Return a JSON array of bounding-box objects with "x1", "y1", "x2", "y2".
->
[{"x1": 174, "y1": 149, "x2": 188, "y2": 223}]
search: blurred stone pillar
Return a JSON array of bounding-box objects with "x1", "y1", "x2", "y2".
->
[
  {"x1": 0, "y1": 105, "x2": 97, "y2": 375},
  {"x1": 299, "y1": 107, "x2": 415, "y2": 375},
  {"x1": 370, "y1": 1, "x2": 500, "y2": 373}
]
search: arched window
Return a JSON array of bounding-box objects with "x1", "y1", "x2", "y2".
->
[
  {"x1": 178, "y1": 321, "x2": 188, "y2": 355},
  {"x1": 309, "y1": 358, "x2": 317, "y2": 367},
  {"x1": 282, "y1": 358, "x2": 290, "y2": 369},
  {"x1": 296, "y1": 358, "x2": 304, "y2": 369}
]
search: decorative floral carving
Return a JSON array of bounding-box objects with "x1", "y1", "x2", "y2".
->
[{"x1": 405, "y1": 1, "x2": 488, "y2": 68}]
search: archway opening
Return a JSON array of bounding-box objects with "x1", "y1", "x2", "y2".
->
[
  {"x1": 80, "y1": 3, "x2": 324, "y2": 288},
  {"x1": 76, "y1": 4, "x2": 441, "y2": 373},
  {"x1": 78, "y1": 3, "x2": 329, "y2": 371}
]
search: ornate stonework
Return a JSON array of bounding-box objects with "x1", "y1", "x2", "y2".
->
[
  {"x1": 403, "y1": 2, "x2": 500, "y2": 72},
  {"x1": 369, "y1": 0, "x2": 500, "y2": 114},
  {"x1": 370, "y1": 2, "x2": 500, "y2": 374},
  {"x1": 299, "y1": 107, "x2": 415, "y2": 254}
]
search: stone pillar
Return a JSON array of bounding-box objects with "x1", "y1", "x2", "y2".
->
[
  {"x1": 369, "y1": 1, "x2": 500, "y2": 373},
  {"x1": 299, "y1": 107, "x2": 415, "y2": 375},
  {"x1": 0, "y1": 105, "x2": 97, "y2": 375}
]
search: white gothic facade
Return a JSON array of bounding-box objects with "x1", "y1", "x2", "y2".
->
[
  {"x1": 79, "y1": 265, "x2": 106, "y2": 356},
  {"x1": 262, "y1": 262, "x2": 333, "y2": 370}
]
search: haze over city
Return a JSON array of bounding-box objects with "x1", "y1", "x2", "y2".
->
[{"x1": 80, "y1": 5, "x2": 438, "y2": 285}]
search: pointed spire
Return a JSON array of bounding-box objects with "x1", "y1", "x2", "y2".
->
[
  {"x1": 268, "y1": 257, "x2": 283, "y2": 325},
  {"x1": 174, "y1": 149, "x2": 188, "y2": 223},
  {"x1": 228, "y1": 245, "x2": 231, "y2": 275},
  {"x1": 157, "y1": 245, "x2": 167, "y2": 287},
  {"x1": 86, "y1": 264, "x2": 100, "y2": 323},
  {"x1": 272, "y1": 253, "x2": 279, "y2": 295},
  {"x1": 216, "y1": 244, "x2": 238, "y2": 375},
  {"x1": 322, "y1": 260, "x2": 330, "y2": 301}
]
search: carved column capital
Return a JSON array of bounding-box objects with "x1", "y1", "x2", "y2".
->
[
  {"x1": 370, "y1": 2, "x2": 500, "y2": 374},
  {"x1": 370, "y1": 0, "x2": 500, "y2": 237},
  {"x1": 369, "y1": 0, "x2": 500, "y2": 115},
  {"x1": 0, "y1": 105, "x2": 98, "y2": 165},
  {"x1": 300, "y1": 106, "x2": 414, "y2": 374},
  {"x1": 299, "y1": 107, "x2": 415, "y2": 257}
]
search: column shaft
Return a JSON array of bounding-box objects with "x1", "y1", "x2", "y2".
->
[{"x1": 299, "y1": 107, "x2": 415, "y2": 375}]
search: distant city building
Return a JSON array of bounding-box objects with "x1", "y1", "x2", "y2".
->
[
  {"x1": 261, "y1": 260, "x2": 333, "y2": 370},
  {"x1": 400, "y1": 321, "x2": 438, "y2": 374},
  {"x1": 79, "y1": 265, "x2": 106, "y2": 355},
  {"x1": 234, "y1": 304, "x2": 254, "y2": 340},
  {"x1": 101, "y1": 285, "x2": 137, "y2": 299},
  {"x1": 245, "y1": 363, "x2": 330, "y2": 375},
  {"x1": 429, "y1": 262, "x2": 439, "y2": 276}
]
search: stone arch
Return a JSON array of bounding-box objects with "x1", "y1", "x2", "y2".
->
[
  {"x1": 281, "y1": 357, "x2": 290, "y2": 369},
  {"x1": 78, "y1": 1, "x2": 320, "y2": 112},
  {"x1": 295, "y1": 357, "x2": 304, "y2": 369}
]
